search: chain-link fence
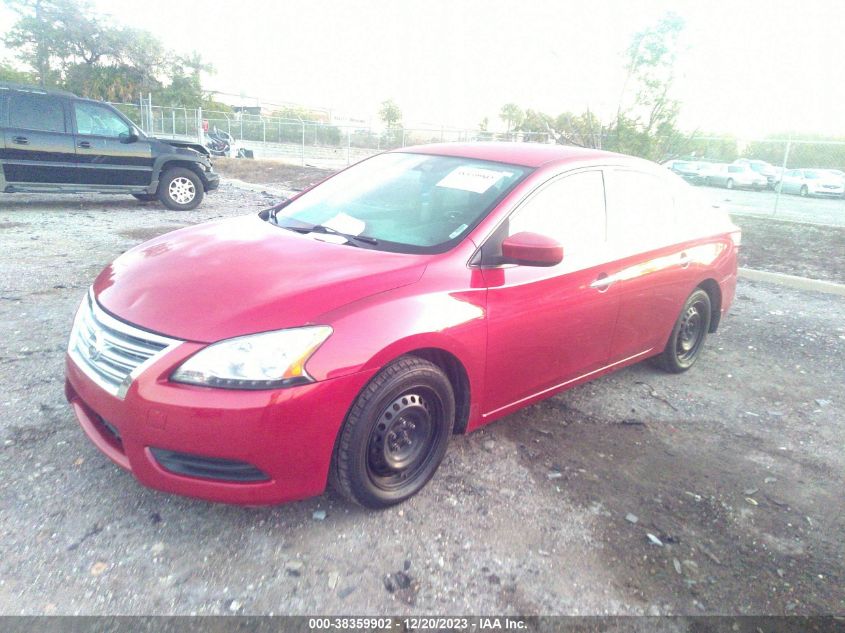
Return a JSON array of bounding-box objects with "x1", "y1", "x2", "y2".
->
[{"x1": 112, "y1": 99, "x2": 845, "y2": 224}]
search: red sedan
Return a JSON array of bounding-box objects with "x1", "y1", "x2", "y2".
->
[{"x1": 65, "y1": 143, "x2": 739, "y2": 508}]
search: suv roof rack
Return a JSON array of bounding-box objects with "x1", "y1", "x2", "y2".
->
[{"x1": 0, "y1": 81, "x2": 77, "y2": 98}]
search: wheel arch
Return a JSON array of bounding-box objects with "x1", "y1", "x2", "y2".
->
[
  {"x1": 402, "y1": 348, "x2": 472, "y2": 435},
  {"x1": 698, "y1": 278, "x2": 722, "y2": 332},
  {"x1": 155, "y1": 158, "x2": 210, "y2": 190}
]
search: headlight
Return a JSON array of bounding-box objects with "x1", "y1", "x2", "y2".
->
[{"x1": 170, "y1": 326, "x2": 332, "y2": 389}]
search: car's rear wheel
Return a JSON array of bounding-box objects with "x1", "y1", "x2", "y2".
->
[
  {"x1": 726, "y1": 178, "x2": 734, "y2": 190},
  {"x1": 132, "y1": 193, "x2": 158, "y2": 202},
  {"x1": 800, "y1": 185, "x2": 809, "y2": 197},
  {"x1": 331, "y1": 356, "x2": 455, "y2": 508},
  {"x1": 655, "y1": 288, "x2": 712, "y2": 373},
  {"x1": 158, "y1": 167, "x2": 204, "y2": 210}
]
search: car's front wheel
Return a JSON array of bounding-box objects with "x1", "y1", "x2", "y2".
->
[
  {"x1": 799, "y1": 185, "x2": 809, "y2": 197},
  {"x1": 331, "y1": 356, "x2": 455, "y2": 508},
  {"x1": 158, "y1": 167, "x2": 204, "y2": 210},
  {"x1": 655, "y1": 288, "x2": 712, "y2": 373}
]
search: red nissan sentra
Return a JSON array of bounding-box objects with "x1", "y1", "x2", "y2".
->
[{"x1": 65, "y1": 143, "x2": 739, "y2": 508}]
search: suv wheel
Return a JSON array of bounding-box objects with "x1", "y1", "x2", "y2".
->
[
  {"x1": 330, "y1": 356, "x2": 455, "y2": 508},
  {"x1": 158, "y1": 167, "x2": 203, "y2": 210}
]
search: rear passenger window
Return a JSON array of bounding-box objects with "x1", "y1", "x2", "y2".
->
[
  {"x1": 8, "y1": 94, "x2": 65, "y2": 133},
  {"x1": 605, "y1": 169, "x2": 675, "y2": 252},
  {"x1": 510, "y1": 170, "x2": 606, "y2": 259}
]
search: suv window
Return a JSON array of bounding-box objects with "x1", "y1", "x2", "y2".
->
[
  {"x1": 74, "y1": 102, "x2": 131, "y2": 137},
  {"x1": 509, "y1": 170, "x2": 606, "y2": 258},
  {"x1": 8, "y1": 93, "x2": 65, "y2": 133},
  {"x1": 606, "y1": 169, "x2": 675, "y2": 251}
]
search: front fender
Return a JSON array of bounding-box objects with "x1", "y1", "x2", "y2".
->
[{"x1": 305, "y1": 286, "x2": 488, "y2": 427}]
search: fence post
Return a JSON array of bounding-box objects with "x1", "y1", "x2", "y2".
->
[
  {"x1": 772, "y1": 139, "x2": 792, "y2": 217},
  {"x1": 347, "y1": 127, "x2": 351, "y2": 166},
  {"x1": 171, "y1": 110, "x2": 176, "y2": 137},
  {"x1": 401, "y1": 129, "x2": 406, "y2": 147},
  {"x1": 300, "y1": 119, "x2": 306, "y2": 166},
  {"x1": 184, "y1": 108, "x2": 188, "y2": 137},
  {"x1": 263, "y1": 119, "x2": 266, "y2": 144},
  {"x1": 197, "y1": 107, "x2": 204, "y2": 144}
]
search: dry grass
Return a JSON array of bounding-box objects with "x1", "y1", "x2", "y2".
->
[{"x1": 213, "y1": 157, "x2": 333, "y2": 190}]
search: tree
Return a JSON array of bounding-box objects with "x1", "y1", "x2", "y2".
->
[
  {"x1": 0, "y1": 60, "x2": 35, "y2": 83},
  {"x1": 379, "y1": 99, "x2": 402, "y2": 129},
  {"x1": 2, "y1": 0, "x2": 212, "y2": 105},
  {"x1": 607, "y1": 12, "x2": 689, "y2": 161},
  {"x1": 499, "y1": 103, "x2": 523, "y2": 134}
]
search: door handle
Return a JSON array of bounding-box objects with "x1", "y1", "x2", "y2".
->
[
  {"x1": 679, "y1": 252, "x2": 691, "y2": 269},
  {"x1": 591, "y1": 272, "x2": 615, "y2": 292},
  {"x1": 77, "y1": 141, "x2": 91, "y2": 149},
  {"x1": 12, "y1": 136, "x2": 29, "y2": 145}
]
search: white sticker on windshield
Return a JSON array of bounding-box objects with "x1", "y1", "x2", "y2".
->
[
  {"x1": 322, "y1": 212, "x2": 366, "y2": 236},
  {"x1": 449, "y1": 223, "x2": 468, "y2": 239},
  {"x1": 436, "y1": 167, "x2": 510, "y2": 194}
]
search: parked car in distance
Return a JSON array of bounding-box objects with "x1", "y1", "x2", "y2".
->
[
  {"x1": 663, "y1": 159, "x2": 707, "y2": 185},
  {"x1": 703, "y1": 163, "x2": 768, "y2": 190},
  {"x1": 777, "y1": 168, "x2": 845, "y2": 197},
  {"x1": 65, "y1": 143, "x2": 739, "y2": 508},
  {"x1": 0, "y1": 82, "x2": 219, "y2": 209},
  {"x1": 733, "y1": 158, "x2": 778, "y2": 188}
]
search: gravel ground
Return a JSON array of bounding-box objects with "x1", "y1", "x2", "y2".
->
[{"x1": 0, "y1": 178, "x2": 843, "y2": 616}]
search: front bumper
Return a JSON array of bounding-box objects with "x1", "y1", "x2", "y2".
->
[
  {"x1": 203, "y1": 170, "x2": 220, "y2": 191},
  {"x1": 65, "y1": 350, "x2": 374, "y2": 505}
]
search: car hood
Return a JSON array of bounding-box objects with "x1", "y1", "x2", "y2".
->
[{"x1": 93, "y1": 215, "x2": 427, "y2": 342}]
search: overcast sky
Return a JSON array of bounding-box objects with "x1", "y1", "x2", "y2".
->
[{"x1": 1, "y1": 0, "x2": 842, "y2": 137}]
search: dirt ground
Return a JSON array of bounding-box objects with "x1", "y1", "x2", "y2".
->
[{"x1": 0, "y1": 172, "x2": 843, "y2": 616}]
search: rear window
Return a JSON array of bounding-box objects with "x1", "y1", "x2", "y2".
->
[{"x1": 8, "y1": 93, "x2": 65, "y2": 133}]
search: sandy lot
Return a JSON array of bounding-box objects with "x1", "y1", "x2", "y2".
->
[{"x1": 0, "y1": 173, "x2": 842, "y2": 616}]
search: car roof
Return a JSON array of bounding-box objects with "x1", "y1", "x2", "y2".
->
[
  {"x1": 0, "y1": 81, "x2": 76, "y2": 98},
  {"x1": 400, "y1": 141, "x2": 634, "y2": 168}
]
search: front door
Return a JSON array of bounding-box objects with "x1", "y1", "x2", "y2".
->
[
  {"x1": 71, "y1": 101, "x2": 153, "y2": 187},
  {"x1": 1, "y1": 92, "x2": 76, "y2": 185},
  {"x1": 481, "y1": 169, "x2": 620, "y2": 418}
]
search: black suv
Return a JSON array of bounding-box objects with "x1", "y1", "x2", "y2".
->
[{"x1": 0, "y1": 83, "x2": 219, "y2": 210}]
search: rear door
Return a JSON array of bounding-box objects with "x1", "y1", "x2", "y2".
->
[
  {"x1": 604, "y1": 168, "x2": 698, "y2": 361},
  {"x1": 1, "y1": 92, "x2": 76, "y2": 185},
  {"x1": 481, "y1": 169, "x2": 620, "y2": 417},
  {"x1": 71, "y1": 100, "x2": 153, "y2": 187}
]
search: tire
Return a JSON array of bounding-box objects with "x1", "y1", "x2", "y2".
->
[
  {"x1": 132, "y1": 193, "x2": 158, "y2": 202},
  {"x1": 726, "y1": 178, "x2": 734, "y2": 190},
  {"x1": 158, "y1": 167, "x2": 204, "y2": 210},
  {"x1": 799, "y1": 185, "x2": 809, "y2": 197},
  {"x1": 331, "y1": 356, "x2": 455, "y2": 508},
  {"x1": 654, "y1": 289, "x2": 712, "y2": 373}
]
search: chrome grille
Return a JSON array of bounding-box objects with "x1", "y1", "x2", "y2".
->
[{"x1": 68, "y1": 291, "x2": 182, "y2": 398}]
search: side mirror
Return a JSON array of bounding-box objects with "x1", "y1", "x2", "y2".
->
[
  {"x1": 119, "y1": 132, "x2": 139, "y2": 144},
  {"x1": 501, "y1": 231, "x2": 563, "y2": 267}
]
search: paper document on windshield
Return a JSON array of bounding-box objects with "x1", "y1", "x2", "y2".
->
[
  {"x1": 322, "y1": 213, "x2": 366, "y2": 236},
  {"x1": 436, "y1": 166, "x2": 511, "y2": 194}
]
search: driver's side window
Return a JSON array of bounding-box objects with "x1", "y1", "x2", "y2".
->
[
  {"x1": 74, "y1": 102, "x2": 131, "y2": 138},
  {"x1": 509, "y1": 170, "x2": 607, "y2": 258}
]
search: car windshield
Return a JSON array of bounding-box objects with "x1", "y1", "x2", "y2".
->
[{"x1": 270, "y1": 152, "x2": 530, "y2": 253}]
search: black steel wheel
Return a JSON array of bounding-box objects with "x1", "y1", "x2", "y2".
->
[
  {"x1": 330, "y1": 356, "x2": 454, "y2": 508},
  {"x1": 655, "y1": 288, "x2": 712, "y2": 373}
]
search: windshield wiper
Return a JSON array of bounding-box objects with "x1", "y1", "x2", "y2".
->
[{"x1": 280, "y1": 222, "x2": 379, "y2": 246}]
